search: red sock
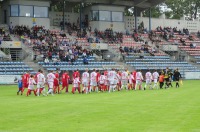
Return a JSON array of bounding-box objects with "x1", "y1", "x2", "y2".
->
[
  {"x1": 26, "y1": 89, "x2": 30, "y2": 96},
  {"x1": 72, "y1": 87, "x2": 75, "y2": 94},
  {"x1": 58, "y1": 87, "x2": 60, "y2": 93},
  {"x1": 33, "y1": 90, "x2": 37, "y2": 96},
  {"x1": 66, "y1": 85, "x2": 68, "y2": 92},
  {"x1": 78, "y1": 87, "x2": 81, "y2": 93}
]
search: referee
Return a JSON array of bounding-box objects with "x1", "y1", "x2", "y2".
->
[{"x1": 173, "y1": 69, "x2": 182, "y2": 88}]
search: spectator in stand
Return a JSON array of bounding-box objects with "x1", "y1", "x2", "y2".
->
[
  {"x1": 188, "y1": 35, "x2": 193, "y2": 41},
  {"x1": 193, "y1": 43, "x2": 196, "y2": 48},
  {"x1": 174, "y1": 40, "x2": 179, "y2": 45},
  {"x1": 190, "y1": 43, "x2": 196, "y2": 48},
  {"x1": 48, "y1": 51, "x2": 52, "y2": 60},
  {"x1": 9, "y1": 22, "x2": 13, "y2": 34},
  {"x1": 198, "y1": 31, "x2": 200, "y2": 37},
  {"x1": 119, "y1": 46, "x2": 124, "y2": 53},
  {"x1": 44, "y1": 57, "x2": 49, "y2": 64},
  {"x1": 143, "y1": 45, "x2": 149, "y2": 53},
  {"x1": 138, "y1": 35, "x2": 144, "y2": 43},
  {"x1": 83, "y1": 57, "x2": 88, "y2": 65},
  {"x1": 180, "y1": 38, "x2": 185, "y2": 44}
]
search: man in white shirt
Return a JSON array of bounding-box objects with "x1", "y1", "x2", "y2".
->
[
  {"x1": 152, "y1": 69, "x2": 159, "y2": 89},
  {"x1": 128, "y1": 73, "x2": 134, "y2": 90},
  {"x1": 82, "y1": 68, "x2": 90, "y2": 94},
  {"x1": 99, "y1": 72, "x2": 106, "y2": 91},
  {"x1": 47, "y1": 70, "x2": 56, "y2": 95},
  {"x1": 144, "y1": 69, "x2": 153, "y2": 90},
  {"x1": 36, "y1": 70, "x2": 45, "y2": 96},
  {"x1": 135, "y1": 69, "x2": 144, "y2": 90},
  {"x1": 107, "y1": 69, "x2": 117, "y2": 92},
  {"x1": 121, "y1": 69, "x2": 129, "y2": 90},
  {"x1": 90, "y1": 69, "x2": 97, "y2": 93}
]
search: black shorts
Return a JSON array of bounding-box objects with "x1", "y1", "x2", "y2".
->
[
  {"x1": 175, "y1": 78, "x2": 179, "y2": 81},
  {"x1": 165, "y1": 78, "x2": 169, "y2": 82}
]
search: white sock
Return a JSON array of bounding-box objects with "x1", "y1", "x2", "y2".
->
[{"x1": 37, "y1": 89, "x2": 40, "y2": 96}]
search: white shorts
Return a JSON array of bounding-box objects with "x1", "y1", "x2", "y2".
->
[
  {"x1": 48, "y1": 82, "x2": 54, "y2": 89},
  {"x1": 129, "y1": 81, "x2": 133, "y2": 84},
  {"x1": 90, "y1": 81, "x2": 97, "y2": 86},
  {"x1": 73, "y1": 83, "x2": 79, "y2": 88},
  {"x1": 82, "y1": 81, "x2": 89, "y2": 87},
  {"x1": 105, "y1": 80, "x2": 109, "y2": 86},
  {"x1": 121, "y1": 80, "x2": 128, "y2": 85},
  {"x1": 28, "y1": 85, "x2": 34, "y2": 90},
  {"x1": 109, "y1": 80, "x2": 115, "y2": 85},
  {"x1": 153, "y1": 79, "x2": 158, "y2": 83},
  {"x1": 146, "y1": 80, "x2": 152, "y2": 84},
  {"x1": 37, "y1": 82, "x2": 44, "y2": 89},
  {"x1": 114, "y1": 79, "x2": 118, "y2": 85},
  {"x1": 136, "y1": 80, "x2": 142, "y2": 85}
]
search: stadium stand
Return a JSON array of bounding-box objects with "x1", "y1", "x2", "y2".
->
[
  {"x1": 125, "y1": 55, "x2": 200, "y2": 78},
  {"x1": 0, "y1": 62, "x2": 34, "y2": 75},
  {"x1": 38, "y1": 56, "x2": 124, "y2": 72}
]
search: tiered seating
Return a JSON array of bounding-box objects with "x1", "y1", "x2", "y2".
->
[
  {"x1": 179, "y1": 46, "x2": 200, "y2": 56},
  {"x1": 121, "y1": 35, "x2": 143, "y2": 47},
  {"x1": 0, "y1": 62, "x2": 34, "y2": 75},
  {"x1": 125, "y1": 56, "x2": 198, "y2": 72},
  {"x1": 76, "y1": 38, "x2": 90, "y2": 47},
  {"x1": 38, "y1": 56, "x2": 119, "y2": 71},
  {"x1": 56, "y1": 36, "x2": 69, "y2": 42},
  {"x1": 108, "y1": 43, "x2": 120, "y2": 52},
  {"x1": 194, "y1": 56, "x2": 200, "y2": 64}
]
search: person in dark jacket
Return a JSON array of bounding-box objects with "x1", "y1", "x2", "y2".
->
[{"x1": 173, "y1": 69, "x2": 181, "y2": 88}]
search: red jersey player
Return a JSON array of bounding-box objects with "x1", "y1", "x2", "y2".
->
[
  {"x1": 132, "y1": 70, "x2": 137, "y2": 90},
  {"x1": 73, "y1": 69, "x2": 80, "y2": 90},
  {"x1": 104, "y1": 69, "x2": 108, "y2": 76},
  {"x1": 22, "y1": 71, "x2": 30, "y2": 93},
  {"x1": 73, "y1": 69, "x2": 80, "y2": 79},
  {"x1": 96, "y1": 70, "x2": 101, "y2": 91},
  {"x1": 117, "y1": 70, "x2": 122, "y2": 91},
  {"x1": 61, "y1": 71, "x2": 70, "y2": 93},
  {"x1": 54, "y1": 69, "x2": 60, "y2": 94}
]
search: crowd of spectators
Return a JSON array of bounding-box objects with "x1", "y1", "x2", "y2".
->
[
  {"x1": 94, "y1": 28, "x2": 123, "y2": 43},
  {"x1": 155, "y1": 26, "x2": 190, "y2": 41},
  {"x1": 119, "y1": 44, "x2": 158, "y2": 55},
  {"x1": 0, "y1": 28, "x2": 12, "y2": 41},
  {"x1": 132, "y1": 32, "x2": 145, "y2": 43},
  {"x1": 12, "y1": 25, "x2": 93, "y2": 64}
]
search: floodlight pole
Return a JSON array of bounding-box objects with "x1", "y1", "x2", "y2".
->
[
  {"x1": 149, "y1": 7, "x2": 152, "y2": 32},
  {"x1": 134, "y1": 7, "x2": 138, "y2": 32},
  {"x1": 62, "y1": 0, "x2": 66, "y2": 31},
  {"x1": 80, "y1": 1, "x2": 83, "y2": 36}
]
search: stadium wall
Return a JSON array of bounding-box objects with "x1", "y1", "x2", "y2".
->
[
  {"x1": 125, "y1": 16, "x2": 200, "y2": 32},
  {"x1": 49, "y1": 10, "x2": 200, "y2": 32},
  {"x1": 1, "y1": 0, "x2": 50, "y2": 29},
  {"x1": 49, "y1": 12, "x2": 79, "y2": 26},
  {"x1": 9, "y1": 17, "x2": 50, "y2": 29}
]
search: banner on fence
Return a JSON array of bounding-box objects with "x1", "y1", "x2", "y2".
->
[
  {"x1": 0, "y1": 41, "x2": 22, "y2": 48},
  {"x1": 184, "y1": 72, "x2": 200, "y2": 79},
  {"x1": 90, "y1": 43, "x2": 108, "y2": 50},
  {"x1": 0, "y1": 75, "x2": 20, "y2": 84}
]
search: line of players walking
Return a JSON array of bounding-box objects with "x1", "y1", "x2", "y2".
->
[{"x1": 15, "y1": 67, "x2": 182, "y2": 96}]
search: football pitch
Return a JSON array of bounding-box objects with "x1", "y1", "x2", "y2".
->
[{"x1": 0, "y1": 80, "x2": 200, "y2": 132}]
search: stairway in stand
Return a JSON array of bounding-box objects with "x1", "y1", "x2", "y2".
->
[{"x1": 11, "y1": 34, "x2": 48, "y2": 75}]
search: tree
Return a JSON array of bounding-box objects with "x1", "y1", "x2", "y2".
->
[
  {"x1": 142, "y1": 6, "x2": 162, "y2": 18},
  {"x1": 165, "y1": 0, "x2": 200, "y2": 19}
]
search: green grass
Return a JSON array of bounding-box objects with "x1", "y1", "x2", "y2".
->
[{"x1": 0, "y1": 80, "x2": 200, "y2": 132}]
